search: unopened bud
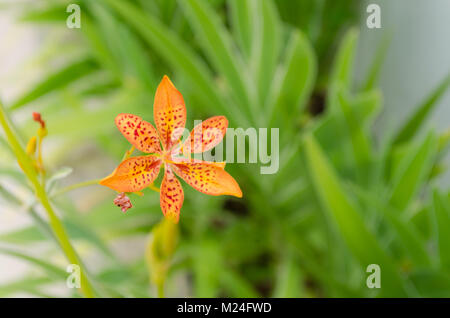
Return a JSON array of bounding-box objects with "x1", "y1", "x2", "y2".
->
[
  {"x1": 145, "y1": 218, "x2": 179, "y2": 291},
  {"x1": 113, "y1": 192, "x2": 133, "y2": 212},
  {"x1": 37, "y1": 126, "x2": 48, "y2": 139},
  {"x1": 26, "y1": 136, "x2": 37, "y2": 155}
]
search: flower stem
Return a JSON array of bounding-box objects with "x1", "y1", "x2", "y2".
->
[
  {"x1": 0, "y1": 100, "x2": 96, "y2": 298},
  {"x1": 122, "y1": 145, "x2": 135, "y2": 160},
  {"x1": 51, "y1": 178, "x2": 101, "y2": 198},
  {"x1": 157, "y1": 282, "x2": 165, "y2": 298}
]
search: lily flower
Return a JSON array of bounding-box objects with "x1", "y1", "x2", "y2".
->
[{"x1": 100, "y1": 76, "x2": 242, "y2": 223}]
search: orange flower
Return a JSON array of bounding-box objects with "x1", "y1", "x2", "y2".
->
[{"x1": 100, "y1": 76, "x2": 242, "y2": 223}]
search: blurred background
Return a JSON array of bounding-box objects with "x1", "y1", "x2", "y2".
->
[{"x1": 0, "y1": 0, "x2": 449, "y2": 297}]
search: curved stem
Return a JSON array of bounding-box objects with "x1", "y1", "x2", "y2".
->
[
  {"x1": 51, "y1": 179, "x2": 101, "y2": 198},
  {"x1": 0, "y1": 101, "x2": 96, "y2": 298}
]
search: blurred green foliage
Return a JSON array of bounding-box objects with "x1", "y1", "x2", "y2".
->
[{"x1": 0, "y1": 0, "x2": 449, "y2": 298}]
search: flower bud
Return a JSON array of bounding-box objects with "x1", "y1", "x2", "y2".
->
[
  {"x1": 145, "y1": 218, "x2": 179, "y2": 293},
  {"x1": 113, "y1": 192, "x2": 133, "y2": 212},
  {"x1": 37, "y1": 126, "x2": 48, "y2": 139},
  {"x1": 26, "y1": 136, "x2": 37, "y2": 155}
]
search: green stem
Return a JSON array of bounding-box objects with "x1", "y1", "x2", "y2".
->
[
  {"x1": 122, "y1": 145, "x2": 135, "y2": 160},
  {"x1": 0, "y1": 101, "x2": 96, "y2": 298},
  {"x1": 51, "y1": 179, "x2": 101, "y2": 198},
  {"x1": 157, "y1": 281, "x2": 165, "y2": 298}
]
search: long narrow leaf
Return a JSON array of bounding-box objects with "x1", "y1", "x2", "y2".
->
[
  {"x1": 104, "y1": 0, "x2": 248, "y2": 126},
  {"x1": 392, "y1": 72, "x2": 450, "y2": 145},
  {"x1": 337, "y1": 88, "x2": 372, "y2": 182},
  {"x1": 179, "y1": 0, "x2": 252, "y2": 119},
  {"x1": 269, "y1": 29, "x2": 317, "y2": 126},
  {"x1": 0, "y1": 248, "x2": 67, "y2": 280},
  {"x1": 362, "y1": 33, "x2": 391, "y2": 91},
  {"x1": 327, "y1": 28, "x2": 358, "y2": 113},
  {"x1": 384, "y1": 211, "x2": 431, "y2": 267},
  {"x1": 229, "y1": 0, "x2": 254, "y2": 60},
  {"x1": 389, "y1": 132, "x2": 438, "y2": 211},
  {"x1": 88, "y1": 2, "x2": 157, "y2": 90},
  {"x1": 303, "y1": 134, "x2": 406, "y2": 296},
  {"x1": 432, "y1": 190, "x2": 450, "y2": 270},
  {"x1": 251, "y1": 0, "x2": 281, "y2": 110},
  {"x1": 10, "y1": 57, "x2": 98, "y2": 110}
]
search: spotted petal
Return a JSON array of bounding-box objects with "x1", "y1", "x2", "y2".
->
[
  {"x1": 115, "y1": 114, "x2": 161, "y2": 154},
  {"x1": 202, "y1": 161, "x2": 226, "y2": 169},
  {"x1": 153, "y1": 75, "x2": 186, "y2": 150},
  {"x1": 181, "y1": 116, "x2": 228, "y2": 154},
  {"x1": 170, "y1": 162, "x2": 242, "y2": 197},
  {"x1": 169, "y1": 156, "x2": 226, "y2": 169},
  {"x1": 160, "y1": 167, "x2": 184, "y2": 223},
  {"x1": 99, "y1": 156, "x2": 161, "y2": 192}
]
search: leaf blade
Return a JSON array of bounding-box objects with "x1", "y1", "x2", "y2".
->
[{"x1": 303, "y1": 134, "x2": 406, "y2": 296}]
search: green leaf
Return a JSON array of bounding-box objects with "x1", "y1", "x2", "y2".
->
[
  {"x1": 20, "y1": 4, "x2": 67, "y2": 23},
  {"x1": 269, "y1": 29, "x2": 317, "y2": 125},
  {"x1": 303, "y1": 134, "x2": 406, "y2": 296},
  {"x1": 0, "y1": 276, "x2": 56, "y2": 298},
  {"x1": 251, "y1": 0, "x2": 281, "y2": 110},
  {"x1": 350, "y1": 89, "x2": 382, "y2": 127},
  {"x1": 410, "y1": 270, "x2": 450, "y2": 297},
  {"x1": 384, "y1": 211, "x2": 431, "y2": 267},
  {"x1": 392, "y1": 72, "x2": 450, "y2": 145},
  {"x1": 154, "y1": 0, "x2": 178, "y2": 23},
  {"x1": 192, "y1": 240, "x2": 221, "y2": 297},
  {"x1": 389, "y1": 132, "x2": 438, "y2": 211},
  {"x1": 313, "y1": 90, "x2": 381, "y2": 153},
  {"x1": 0, "y1": 216, "x2": 115, "y2": 261},
  {"x1": 45, "y1": 167, "x2": 73, "y2": 193},
  {"x1": 104, "y1": 0, "x2": 247, "y2": 126},
  {"x1": 362, "y1": 33, "x2": 391, "y2": 91},
  {"x1": 432, "y1": 190, "x2": 450, "y2": 270},
  {"x1": 327, "y1": 28, "x2": 358, "y2": 113},
  {"x1": 331, "y1": 28, "x2": 358, "y2": 88},
  {"x1": 229, "y1": 0, "x2": 254, "y2": 59},
  {"x1": 179, "y1": 0, "x2": 251, "y2": 117},
  {"x1": 0, "y1": 225, "x2": 46, "y2": 244},
  {"x1": 0, "y1": 247, "x2": 67, "y2": 280},
  {"x1": 350, "y1": 184, "x2": 431, "y2": 267},
  {"x1": 88, "y1": 2, "x2": 157, "y2": 90},
  {"x1": 220, "y1": 269, "x2": 260, "y2": 297},
  {"x1": 337, "y1": 88, "x2": 372, "y2": 180},
  {"x1": 437, "y1": 129, "x2": 450, "y2": 159},
  {"x1": 272, "y1": 252, "x2": 303, "y2": 297},
  {"x1": 10, "y1": 57, "x2": 99, "y2": 110},
  {"x1": 82, "y1": 16, "x2": 122, "y2": 78}
]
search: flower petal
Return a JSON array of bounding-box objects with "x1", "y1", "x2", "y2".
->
[
  {"x1": 170, "y1": 157, "x2": 226, "y2": 169},
  {"x1": 153, "y1": 75, "x2": 186, "y2": 150},
  {"x1": 115, "y1": 113, "x2": 161, "y2": 154},
  {"x1": 181, "y1": 116, "x2": 228, "y2": 154},
  {"x1": 203, "y1": 161, "x2": 226, "y2": 169},
  {"x1": 99, "y1": 156, "x2": 161, "y2": 193},
  {"x1": 170, "y1": 162, "x2": 242, "y2": 197},
  {"x1": 160, "y1": 167, "x2": 184, "y2": 223}
]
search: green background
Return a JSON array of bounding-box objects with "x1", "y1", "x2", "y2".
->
[{"x1": 0, "y1": 0, "x2": 449, "y2": 297}]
